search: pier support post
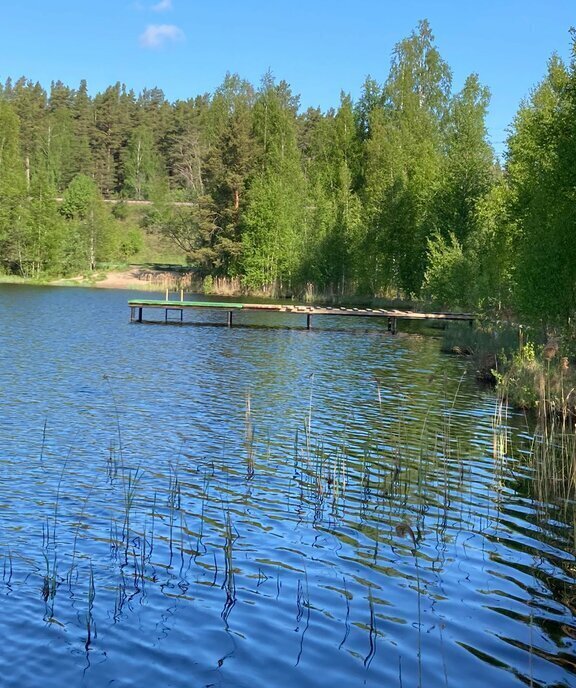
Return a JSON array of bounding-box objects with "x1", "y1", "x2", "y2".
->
[
  {"x1": 138, "y1": 307, "x2": 143, "y2": 323},
  {"x1": 387, "y1": 317, "x2": 397, "y2": 335},
  {"x1": 307, "y1": 314, "x2": 312, "y2": 330},
  {"x1": 227, "y1": 311, "x2": 233, "y2": 327},
  {"x1": 165, "y1": 308, "x2": 184, "y2": 322}
]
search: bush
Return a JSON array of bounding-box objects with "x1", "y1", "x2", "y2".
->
[
  {"x1": 422, "y1": 233, "x2": 473, "y2": 309},
  {"x1": 496, "y1": 340, "x2": 576, "y2": 414},
  {"x1": 203, "y1": 275, "x2": 214, "y2": 294}
]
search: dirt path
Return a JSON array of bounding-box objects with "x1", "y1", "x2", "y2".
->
[{"x1": 51, "y1": 267, "x2": 191, "y2": 291}]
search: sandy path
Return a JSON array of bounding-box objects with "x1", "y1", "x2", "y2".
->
[
  {"x1": 51, "y1": 267, "x2": 188, "y2": 291},
  {"x1": 94, "y1": 268, "x2": 159, "y2": 289}
]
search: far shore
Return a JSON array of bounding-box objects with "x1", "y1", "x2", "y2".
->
[
  {"x1": 54, "y1": 267, "x2": 177, "y2": 291},
  {"x1": 1, "y1": 269, "x2": 414, "y2": 308},
  {"x1": 1, "y1": 267, "x2": 196, "y2": 293}
]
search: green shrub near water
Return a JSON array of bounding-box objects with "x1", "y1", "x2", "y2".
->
[{"x1": 496, "y1": 340, "x2": 576, "y2": 416}]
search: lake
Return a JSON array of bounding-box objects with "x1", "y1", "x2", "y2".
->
[{"x1": 0, "y1": 285, "x2": 574, "y2": 687}]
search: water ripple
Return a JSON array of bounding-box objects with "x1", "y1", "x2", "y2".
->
[{"x1": 0, "y1": 286, "x2": 574, "y2": 687}]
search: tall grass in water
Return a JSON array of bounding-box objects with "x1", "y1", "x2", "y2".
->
[
  {"x1": 85, "y1": 564, "x2": 96, "y2": 651},
  {"x1": 221, "y1": 510, "x2": 237, "y2": 625},
  {"x1": 496, "y1": 341, "x2": 576, "y2": 539},
  {"x1": 244, "y1": 389, "x2": 255, "y2": 479}
]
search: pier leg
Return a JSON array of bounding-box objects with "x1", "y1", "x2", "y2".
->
[
  {"x1": 130, "y1": 306, "x2": 134, "y2": 322},
  {"x1": 227, "y1": 311, "x2": 233, "y2": 327},
  {"x1": 391, "y1": 317, "x2": 397, "y2": 335},
  {"x1": 387, "y1": 317, "x2": 392, "y2": 332},
  {"x1": 307, "y1": 314, "x2": 312, "y2": 330},
  {"x1": 138, "y1": 307, "x2": 143, "y2": 323}
]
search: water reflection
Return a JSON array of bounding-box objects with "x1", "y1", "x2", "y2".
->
[{"x1": 0, "y1": 285, "x2": 574, "y2": 687}]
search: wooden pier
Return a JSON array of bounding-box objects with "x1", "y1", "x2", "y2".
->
[{"x1": 128, "y1": 299, "x2": 474, "y2": 334}]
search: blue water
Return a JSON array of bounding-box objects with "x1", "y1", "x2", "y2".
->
[{"x1": 0, "y1": 285, "x2": 574, "y2": 687}]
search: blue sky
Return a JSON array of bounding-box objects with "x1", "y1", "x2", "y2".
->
[{"x1": 0, "y1": 1, "x2": 574, "y2": 155}]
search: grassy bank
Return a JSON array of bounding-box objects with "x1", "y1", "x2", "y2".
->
[{"x1": 441, "y1": 320, "x2": 576, "y2": 503}]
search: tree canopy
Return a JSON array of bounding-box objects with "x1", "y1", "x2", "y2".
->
[{"x1": 1, "y1": 20, "x2": 575, "y2": 331}]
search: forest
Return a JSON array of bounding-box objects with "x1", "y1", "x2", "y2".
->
[{"x1": 0, "y1": 20, "x2": 575, "y2": 329}]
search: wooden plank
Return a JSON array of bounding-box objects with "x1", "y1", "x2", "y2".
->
[
  {"x1": 128, "y1": 299, "x2": 244, "y2": 309},
  {"x1": 128, "y1": 298, "x2": 474, "y2": 328}
]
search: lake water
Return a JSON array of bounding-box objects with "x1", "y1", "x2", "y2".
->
[{"x1": 0, "y1": 285, "x2": 574, "y2": 687}]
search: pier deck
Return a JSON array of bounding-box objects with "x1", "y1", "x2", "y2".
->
[{"x1": 128, "y1": 299, "x2": 474, "y2": 333}]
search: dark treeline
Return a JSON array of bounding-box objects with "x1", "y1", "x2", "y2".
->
[{"x1": 1, "y1": 20, "x2": 575, "y2": 329}]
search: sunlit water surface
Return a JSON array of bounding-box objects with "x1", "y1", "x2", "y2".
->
[{"x1": 0, "y1": 285, "x2": 574, "y2": 687}]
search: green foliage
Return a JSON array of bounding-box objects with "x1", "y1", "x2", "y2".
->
[
  {"x1": 24, "y1": 170, "x2": 66, "y2": 276},
  {"x1": 0, "y1": 102, "x2": 29, "y2": 273},
  {"x1": 468, "y1": 184, "x2": 515, "y2": 310},
  {"x1": 496, "y1": 343, "x2": 541, "y2": 410},
  {"x1": 241, "y1": 74, "x2": 307, "y2": 293},
  {"x1": 505, "y1": 52, "x2": 576, "y2": 327},
  {"x1": 111, "y1": 201, "x2": 129, "y2": 220},
  {"x1": 146, "y1": 194, "x2": 221, "y2": 277},
  {"x1": 202, "y1": 274, "x2": 214, "y2": 294},
  {"x1": 422, "y1": 232, "x2": 471, "y2": 308},
  {"x1": 122, "y1": 125, "x2": 160, "y2": 200},
  {"x1": 298, "y1": 94, "x2": 362, "y2": 294},
  {"x1": 241, "y1": 169, "x2": 306, "y2": 292},
  {"x1": 360, "y1": 20, "x2": 456, "y2": 297},
  {"x1": 117, "y1": 226, "x2": 144, "y2": 260},
  {"x1": 60, "y1": 174, "x2": 99, "y2": 220},
  {"x1": 496, "y1": 340, "x2": 576, "y2": 415},
  {"x1": 432, "y1": 74, "x2": 495, "y2": 245},
  {"x1": 0, "y1": 19, "x2": 573, "y2": 322},
  {"x1": 60, "y1": 174, "x2": 115, "y2": 271}
]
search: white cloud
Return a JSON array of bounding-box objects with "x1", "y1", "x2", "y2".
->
[
  {"x1": 152, "y1": 0, "x2": 172, "y2": 10},
  {"x1": 139, "y1": 24, "x2": 184, "y2": 48}
]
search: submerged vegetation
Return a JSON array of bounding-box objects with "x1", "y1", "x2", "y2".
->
[
  {"x1": 0, "y1": 273, "x2": 574, "y2": 684},
  {"x1": 1, "y1": 374, "x2": 574, "y2": 684}
]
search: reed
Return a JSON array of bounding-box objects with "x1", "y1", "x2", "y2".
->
[
  {"x1": 6, "y1": 378, "x2": 572, "y2": 686},
  {"x1": 221, "y1": 510, "x2": 237, "y2": 625},
  {"x1": 295, "y1": 573, "x2": 311, "y2": 666},
  {"x1": 244, "y1": 388, "x2": 255, "y2": 479},
  {"x1": 42, "y1": 551, "x2": 59, "y2": 621},
  {"x1": 68, "y1": 485, "x2": 97, "y2": 586},
  {"x1": 120, "y1": 466, "x2": 143, "y2": 562},
  {"x1": 364, "y1": 587, "x2": 377, "y2": 669},
  {"x1": 2, "y1": 551, "x2": 13, "y2": 585},
  {"x1": 496, "y1": 341, "x2": 576, "y2": 515},
  {"x1": 85, "y1": 563, "x2": 96, "y2": 651}
]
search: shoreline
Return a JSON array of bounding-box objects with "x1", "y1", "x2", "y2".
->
[{"x1": 1, "y1": 267, "x2": 194, "y2": 293}]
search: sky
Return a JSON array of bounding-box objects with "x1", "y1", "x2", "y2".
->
[{"x1": 0, "y1": 1, "x2": 574, "y2": 157}]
